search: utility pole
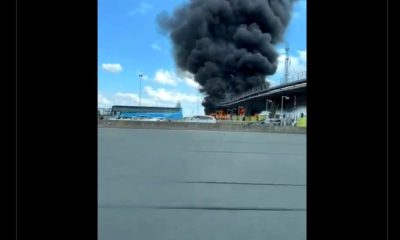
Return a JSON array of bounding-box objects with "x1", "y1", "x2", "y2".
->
[
  {"x1": 281, "y1": 96, "x2": 290, "y2": 126},
  {"x1": 266, "y1": 99, "x2": 272, "y2": 118},
  {"x1": 294, "y1": 95, "x2": 297, "y2": 119}
]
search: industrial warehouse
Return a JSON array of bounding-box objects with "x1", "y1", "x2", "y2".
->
[{"x1": 110, "y1": 105, "x2": 183, "y2": 120}]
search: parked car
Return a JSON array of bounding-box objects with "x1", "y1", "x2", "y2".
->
[
  {"x1": 263, "y1": 118, "x2": 281, "y2": 126},
  {"x1": 119, "y1": 116, "x2": 133, "y2": 120},
  {"x1": 131, "y1": 116, "x2": 155, "y2": 121},
  {"x1": 155, "y1": 117, "x2": 167, "y2": 122},
  {"x1": 186, "y1": 115, "x2": 217, "y2": 123}
]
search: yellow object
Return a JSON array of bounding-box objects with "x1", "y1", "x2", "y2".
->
[{"x1": 297, "y1": 117, "x2": 307, "y2": 127}]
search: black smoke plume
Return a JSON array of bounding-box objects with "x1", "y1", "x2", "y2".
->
[{"x1": 158, "y1": 0, "x2": 296, "y2": 113}]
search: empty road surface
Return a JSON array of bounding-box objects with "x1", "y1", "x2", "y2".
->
[{"x1": 98, "y1": 128, "x2": 306, "y2": 240}]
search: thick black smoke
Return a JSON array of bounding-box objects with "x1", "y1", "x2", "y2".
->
[{"x1": 158, "y1": 0, "x2": 296, "y2": 113}]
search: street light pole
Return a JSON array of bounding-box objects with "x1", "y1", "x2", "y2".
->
[
  {"x1": 138, "y1": 73, "x2": 143, "y2": 106},
  {"x1": 266, "y1": 99, "x2": 272, "y2": 119},
  {"x1": 139, "y1": 76, "x2": 142, "y2": 106},
  {"x1": 266, "y1": 99, "x2": 272, "y2": 111},
  {"x1": 281, "y1": 96, "x2": 289, "y2": 126}
]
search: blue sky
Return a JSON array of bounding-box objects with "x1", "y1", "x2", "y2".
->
[{"x1": 98, "y1": 0, "x2": 306, "y2": 116}]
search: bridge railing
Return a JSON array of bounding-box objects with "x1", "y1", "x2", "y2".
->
[
  {"x1": 218, "y1": 71, "x2": 306, "y2": 105},
  {"x1": 285, "y1": 71, "x2": 306, "y2": 83}
]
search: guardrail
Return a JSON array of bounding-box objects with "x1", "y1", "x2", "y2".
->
[
  {"x1": 98, "y1": 119, "x2": 307, "y2": 133},
  {"x1": 217, "y1": 116, "x2": 307, "y2": 128}
]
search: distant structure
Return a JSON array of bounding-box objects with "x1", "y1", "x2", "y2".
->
[
  {"x1": 111, "y1": 105, "x2": 183, "y2": 120},
  {"x1": 282, "y1": 43, "x2": 291, "y2": 85},
  {"x1": 98, "y1": 108, "x2": 112, "y2": 116}
]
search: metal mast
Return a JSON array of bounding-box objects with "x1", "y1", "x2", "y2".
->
[{"x1": 283, "y1": 43, "x2": 290, "y2": 84}]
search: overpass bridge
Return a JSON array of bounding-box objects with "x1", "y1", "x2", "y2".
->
[{"x1": 217, "y1": 71, "x2": 307, "y2": 117}]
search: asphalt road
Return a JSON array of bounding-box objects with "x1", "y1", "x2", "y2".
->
[{"x1": 98, "y1": 128, "x2": 306, "y2": 240}]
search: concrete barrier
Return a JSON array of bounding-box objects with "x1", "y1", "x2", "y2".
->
[{"x1": 98, "y1": 120, "x2": 306, "y2": 134}]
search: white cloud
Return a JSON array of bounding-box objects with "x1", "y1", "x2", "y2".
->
[
  {"x1": 97, "y1": 89, "x2": 205, "y2": 112},
  {"x1": 98, "y1": 94, "x2": 112, "y2": 108},
  {"x1": 181, "y1": 71, "x2": 201, "y2": 89},
  {"x1": 154, "y1": 69, "x2": 179, "y2": 86},
  {"x1": 151, "y1": 43, "x2": 162, "y2": 51},
  {"x1": 144, "y1": 86, "x2": 199, "y2": 104},
  {"x1": 154, "y1": 69, "x2": 201, "y2": 89},
  {"x1": 267, "y1": 49, "x2": 307, "y2": 86},
  {"x1": 112, "y1": 92, "x2": 155, "y2": 106},
  {"x1": 298, "y1": 50, "x2": 307, "y2": 62},
  {"x1": 129, "y1": 2, "x2": 152, "y2": 15},
  {"x1": 277, "y1": 48, "x2": 286, "y2": 54},
  {"x1": 185, "y1": 77, "x2": 201, "y2": 89},
  {"x1": 113, "y1": 92, "x2": 139, "y2": 105},
  {"x1": 185, "y1": 92, "x2": 206, "y2": 116},
  {"x1": 102, "y1": 63, "x2": 123, "y2": 73},
  {"x1": 181, "y1": 101, "x2": 205, "y2": 117}
]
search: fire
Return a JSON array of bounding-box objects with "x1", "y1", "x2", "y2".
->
[
  {"x1": 210, "y1": 110, "x2": 229, "y2": 120},
  {"x1": 210, "y1": 106, "x2": 248, "y2": 120}
]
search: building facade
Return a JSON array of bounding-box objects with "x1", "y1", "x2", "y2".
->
[{"x1": 111, "y1": 105, "x2": 183, "y2": 120}]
